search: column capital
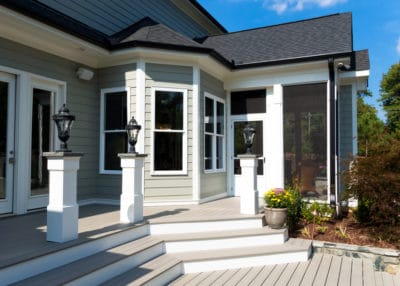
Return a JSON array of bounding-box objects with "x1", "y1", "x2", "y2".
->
[
  {"x1": 44, "y1": 152, "x2": 84, "y2": 158},
  {"x1": 118, "y1": 153, "x2": 147, "y2": 159}
]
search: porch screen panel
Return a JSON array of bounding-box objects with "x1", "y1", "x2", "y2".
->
[
  {"x1": 231, "y1": 89, "x2": 266, "y2": 115},
  {"x1": 283, "y1": 83, "x2": 327, "y2": 200}
]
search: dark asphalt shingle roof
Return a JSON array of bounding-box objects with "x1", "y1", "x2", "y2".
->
[
  {"x1": 110, "y1": 17, "x2": 205, "y2": 49},
  {"x1": 354, "y1": 49, "x2": 370, "y2": 71},
  {"x1": 199, "y1": 13, "x2": 353, "y2": 66}
]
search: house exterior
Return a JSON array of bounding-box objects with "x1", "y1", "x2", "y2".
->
[{"x1": 0, "y1": 0, "x2": 369, "y2": 215}]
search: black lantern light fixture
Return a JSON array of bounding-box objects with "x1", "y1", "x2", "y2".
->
[
  {"x1": 126, "y1": 116, "x2": 141, "y2": 154},
  {"x1": 53, "y1": 104, "x2": 75, "y2": 152},
  {"x1": 243, "y1": 124, "x2": 256, "y2": 154}
]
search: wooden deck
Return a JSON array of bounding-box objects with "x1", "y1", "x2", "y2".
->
[{"x1": 171, "y1": 253, "x2": 400, "y2": 286}]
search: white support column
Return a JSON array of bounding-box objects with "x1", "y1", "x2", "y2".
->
[
  {"x1": 44, "y1": 152, "x2": 83, "y2": 243},
  {"x1": 119, "y1": 153, "x2": 147, "y2": 223},
  {"x1": 238, "y1": 154, "x2": 259, "y2": 215}
]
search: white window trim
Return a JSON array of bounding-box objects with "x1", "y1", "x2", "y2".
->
[
  {"x1": 204, "y1": 92, "x2": 226, "y2": 173},
  {"x1": 151, "y1": 87, "x2": 188, "y2": 176},
  {"x1": 99, "y1": 87, "x2": 130, "y2": 175}
]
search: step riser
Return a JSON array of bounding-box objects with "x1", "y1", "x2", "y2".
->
[
  {"x1": 183, "y1": 251, "x2": 310, "y2": 273},
  {"x1": 66, "y1": 243, "x2": 164, "y2": 286},
  {"x1": 165, "y1": 234, "x2": 287, "y2": 253},
  {"x1": 143, "y1": 263, "x2": 183, "y2": 286},
  {"x1": 0, "y1": 224, "x2": 149, "y2": 285},
  {"x1": 150, "y1": 219, "x2": 263, "y2": 235}
]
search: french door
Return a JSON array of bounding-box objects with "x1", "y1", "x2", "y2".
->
[
  {"x1": 0, "y1": 72, "x2": 15, "y2": 214},
  {"x1": 230, "y1": 115, "x2": 266, "y2": 197}
]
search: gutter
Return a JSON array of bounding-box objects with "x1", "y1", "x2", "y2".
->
[{"x1": 328, "y1": 58, "x2": 340, "y2": 216}]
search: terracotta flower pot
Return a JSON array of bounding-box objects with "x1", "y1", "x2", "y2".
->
[{"x1": 264, "y1": 207, "x2": 288, "y2": 229}]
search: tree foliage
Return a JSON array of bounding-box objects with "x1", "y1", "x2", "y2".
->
[
  {"x1": 380, "y1": 62, "x2": 400, "y2": 132},
  {"x1": 344, "y1": 137, "x2": 400, "y2": 226},
  {"x1": 357, "y1": 94, "x2": 385, "y2": 156}
]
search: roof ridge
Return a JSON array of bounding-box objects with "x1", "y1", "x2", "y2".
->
[{"x1": 204, "y1": 12, "x2": 352, "y2": 39}]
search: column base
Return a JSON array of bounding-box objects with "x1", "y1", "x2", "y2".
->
[
  {"x1": 240, "y1": 190, "x2": 259, "y2": 215},
  {"x1": 120, "y1": 194, "x2": 144, "y2": 223},
  {"x1": 47, "y1": 204, "x2": 79, "y2": 243}
]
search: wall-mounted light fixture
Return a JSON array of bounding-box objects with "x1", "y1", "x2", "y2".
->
[{"x1": 76, "y1": 67, "x2": 94, "y2": 81}]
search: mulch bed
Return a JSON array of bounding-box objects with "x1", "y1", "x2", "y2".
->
[{"x1": 290, "y1": 211, "x2": 400, "y2": 250}]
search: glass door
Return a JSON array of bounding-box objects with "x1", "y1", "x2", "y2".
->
[
  {"x1": 0, "y1": 72, "x2": 15, "y2": 214},
  {"x1": 231, "y1": 117, "x2": 266, "y2": 197},
  {"x1": 28, "y1": 88, "x2": 54, "y2": 210}
]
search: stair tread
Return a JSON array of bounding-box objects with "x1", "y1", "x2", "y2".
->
[
  {"x1": 173, "y1": 238, "x2": 311, "y2": 262},
  {"x1": 154, "y1": 226, "x2": 286, "y2": 242},
  {"x1": 148, "y1": 214, "x2": 264, "y2": 224},
  {"x1": 12, "y1": 235, "x2": 162, "y2": 286},
  {"x1": 101, "y1": 254, "x2": 180, "y2": 286}
]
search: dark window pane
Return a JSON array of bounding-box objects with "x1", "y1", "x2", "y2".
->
[
  {"x1": 205, "y1": 97, "x2": 214, "y2": 133},
  {"x1": 105, "y1": 91, "x2": 127, "y2": 130},
  {"x1": 205, "y1": 134, "x2": 212, "y2": 170},
  {"x1": 234, "y1": 121, "x2": 263, "y2": 156},
  {"x1": 105, "y1": 132, "x2": 127, "y2": 170},
  {"x1": 216, "y1": 136, "x2": 224, "y2": 169},
  {"x1": 283, "y1": 83, "x2": 327, "y2": 200},
  {"x1": 155, "y1": 91, "x2": 183, "y2": 130},
  {"x1": 154, "y1": 132, "x2": 182, "y2": 171},
  {"x1": 231, "y1": 89, "x2": 266, "y2": 115},
  {"x1": 216, "y1": 101, "x2": 224, "y2": 135}
]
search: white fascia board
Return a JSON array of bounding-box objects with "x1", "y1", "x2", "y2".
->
[
  {"x1": 339, "y1": 70, "x2": 370, "y2": 79},
  {"x1": 225, "y1": 61, "x2": 330, "y2": 90},
  {"x1": 0, "y1": 6, "x2": 108, "y2": 68}
]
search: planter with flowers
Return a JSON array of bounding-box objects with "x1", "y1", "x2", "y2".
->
[{"x1": 264, "y1": 188, "x2": 293, "y2": 229}]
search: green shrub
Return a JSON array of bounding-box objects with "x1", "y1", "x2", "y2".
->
[
  {"x1": 352, "y1": 197, "x2": 371, "y2": 224},
  {"x1": 301, "y1": 202, "x2": 334, "y2": 225},
  {"x1": 286, "y1": 187, "x2": 304, "y2": 231}
]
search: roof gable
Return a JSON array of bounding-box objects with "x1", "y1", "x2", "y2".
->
[{"x1": 199, "y1": 13, "x2": 353, "y2": 67}]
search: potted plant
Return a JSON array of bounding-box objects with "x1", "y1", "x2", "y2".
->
[{"x1": 264, "y1": 188, "x2": 293, "y2": 229}]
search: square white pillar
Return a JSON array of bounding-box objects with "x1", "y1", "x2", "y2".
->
[
  {"x1": 238, "y1": 154, "x2": 259, "y2": 215},
  {"x1": 118, "y1": 153, "x2": 147, "y2": 223},
  {"x1": 44, "y1": 152, "x2": 83, "y2": 243}
]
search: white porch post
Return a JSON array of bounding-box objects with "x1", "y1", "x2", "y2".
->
[
  {"x1": 238, "y1": 154, "x2": 259, "y2": 214},
  {"x1": 44, "y1": 152, "x2": 83, "y2": 243},
  {"x1": 118, "y1": 153, "x2": 147, "y2": 223}
]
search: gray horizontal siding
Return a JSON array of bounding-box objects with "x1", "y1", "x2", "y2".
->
[
  {"x1": 144, "y1": 63, "x2": 193, "y2": 201},
  {"x1": 0, "y1": 37, "x2": 99, "y2": 199},
  {"x1": 97, "y1": 64, "x2": 137, "y2": 199},
  {"x1": 38, "y1": 0, "x2": 209, "y2": 38},
  {"x1": 199, "y1": 70, "x2": 227, "y2": 199}
]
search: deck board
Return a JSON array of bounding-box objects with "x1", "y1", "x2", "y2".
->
[
  {"x1": 212, "y1": 268, "x2": 239, "y2": 285},
  {"x1": 236, "y1": 266, "x2": 264, "y2": 285},
  {"x1": 313, "y1": 254, "x2": 332, "y2": 286},
  {"x1": 248, "y1": 265, "x2": 275, "y2": 286},
  {"x1": 300, "y1": 252, "x2": 323, "y2": 285},
  {"x1": 351, "y1": 257, "x2": 364, "y2": 286}
]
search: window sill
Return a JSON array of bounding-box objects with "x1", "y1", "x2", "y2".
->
[
  {"x1": 99, "y1": 170, "x2": 122, "y2": 175},
  {"x1": 204, "y1": 169, "x2": 226, "y2": 174},
  {"x1": 150, "y1": 170, "x2": 188, "y2": 176}
]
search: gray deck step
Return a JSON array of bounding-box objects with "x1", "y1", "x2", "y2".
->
[
  {"x1": 12, "y1": 236, "x2": 164, "y2": 286},
  {"x1": 101, "y1": 254, "x2": 182, "y2": 286},
  {"x1": 177, "y1": 238, "x2": 312, "y2": 273},
  {"x1": 157, "y1": 227, "x2": 288, "y2": 253}
]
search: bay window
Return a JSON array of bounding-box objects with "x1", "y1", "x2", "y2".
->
[
  {"x1": 100, "y1": 88, "x2": 128, "y2": 173},
  {"x1": 204, "y1": 93, "x2": 225, "y2": 172},
  {"x1": 152, "y1": 88, "x2": 187, "y2": 174}
]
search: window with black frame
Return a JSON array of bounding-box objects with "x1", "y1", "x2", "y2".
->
[
  {"x1": 153, "y1": 90, "x2": 185, "y2": 172},
  {"x1": 101, "y1": 90, "x2": 127, "y2": 172}
]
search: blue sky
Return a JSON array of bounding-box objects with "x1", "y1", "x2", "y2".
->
[{"x1": 198, "y1": 0, "x2": 400, "y2": 120}]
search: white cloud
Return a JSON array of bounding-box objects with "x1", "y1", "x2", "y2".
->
[
  {"x1": 262, "y1": 0, "x2": 347, "y2": 14},
  {"x1": 397, "y1": 37, "x2": 400, "y2": 56}
]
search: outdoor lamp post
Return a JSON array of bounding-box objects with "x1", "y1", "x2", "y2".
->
[
  {"x1": 126, "y1": 116, "x2": 141, "y2": 154},
  {"x1": 53, "y1": 104, "x2": 75, "y2": 152},
  {"x1": 243, "y1": 124, "x2": 256, "y2": 154}
]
